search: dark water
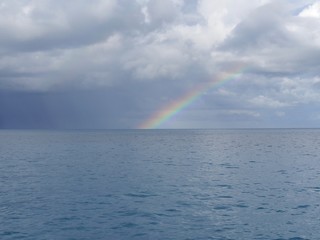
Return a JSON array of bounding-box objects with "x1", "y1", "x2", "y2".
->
[{"x1": 1, "y1": 129, "x2": 320, "y2": 240}]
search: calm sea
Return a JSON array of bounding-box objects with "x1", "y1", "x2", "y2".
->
[{"x1": 1, "y1": 129, "x2": 320, "y2": 239}]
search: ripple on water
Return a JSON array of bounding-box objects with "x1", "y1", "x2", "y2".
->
[{"x1": 1, "y1": 129, "x2": 320, "y2": 239}]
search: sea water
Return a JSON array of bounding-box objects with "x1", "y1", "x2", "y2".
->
[{"x1": 1, "y1": 129, "x2": 320, "y2": 240}]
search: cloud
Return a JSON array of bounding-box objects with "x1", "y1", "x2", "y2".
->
[
  {"x1": 0, "y1": 0, "x2": 320, "y2": 128},
  {"x1": 299, "y1": 2, "x2": 320, "y2": 18},
  {"x1": 249, "y1": 95, "x2": 291, "y2": 109},
  {"x1": 226, "y1": 109, "x2": 261, "y2": 118},
  {"x1": 0, "y1": 0, "x2": 145, "y2": 53}
]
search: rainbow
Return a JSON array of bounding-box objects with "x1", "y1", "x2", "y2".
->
[{"x1": 138, "y1": 64, "x2": 247, "y2": 129}]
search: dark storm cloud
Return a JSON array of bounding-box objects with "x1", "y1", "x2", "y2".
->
[{"x1": 0, "y1": 86, "x2": 144, "y2": 129}]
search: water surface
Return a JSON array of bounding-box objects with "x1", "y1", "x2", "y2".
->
[{"x1": 1, "y1": 129, "x2": 320, "y2": 239}]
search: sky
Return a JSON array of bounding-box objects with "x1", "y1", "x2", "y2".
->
[{"x1": 0, "y1": 0, "x2": 320, "y2": 129}]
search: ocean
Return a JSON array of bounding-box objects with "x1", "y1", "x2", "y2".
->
[{"x1": 1, "y1": 129, "x2": 320, "y2": 239}]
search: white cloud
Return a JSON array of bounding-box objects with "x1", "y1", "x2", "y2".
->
[
  {"x1": 249, "y1": 95, "x2": 291, "y2": 109},
  {"x1": 299, "y1": 2, "x2": 320, "y2": 18}
]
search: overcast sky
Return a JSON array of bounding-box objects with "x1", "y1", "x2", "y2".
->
[{"x1": 0, "y1": 0, "x2": 320, "y2": 129}]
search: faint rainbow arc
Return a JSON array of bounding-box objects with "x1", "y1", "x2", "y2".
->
[{"x1": 138, "y1": 65, "x2": 247, "y2": 129}]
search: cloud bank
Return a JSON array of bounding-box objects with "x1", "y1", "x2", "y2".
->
[{"x1": 0, "y1": 0, "x2": 320, "y2": 128}]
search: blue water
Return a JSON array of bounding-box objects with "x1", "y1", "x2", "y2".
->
[{"x1": 1, "y1": 129, "x2": 320, "y2": 239}]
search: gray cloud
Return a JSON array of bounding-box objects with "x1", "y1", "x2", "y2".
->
[{"x1": 0, "y1": 0, "x2": 320, "y2": 128}]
